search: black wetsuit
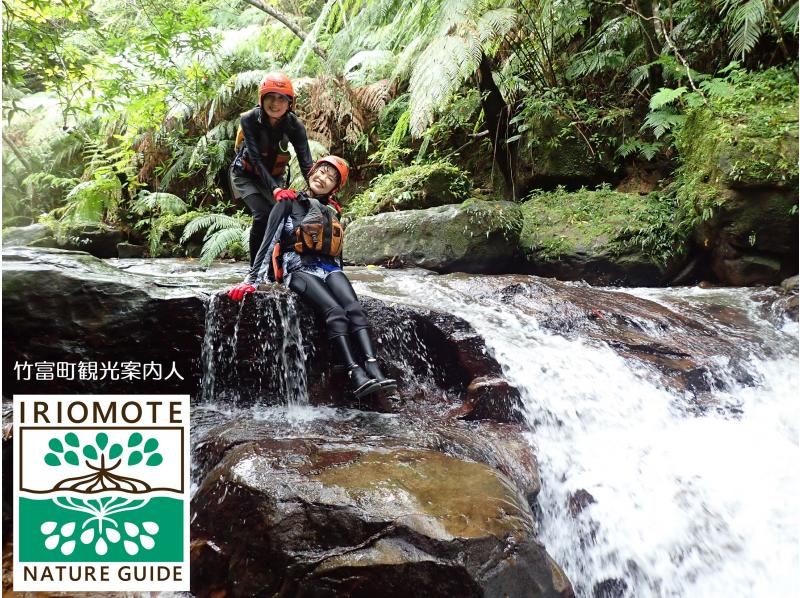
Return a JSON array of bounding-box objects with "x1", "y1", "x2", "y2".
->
[
  {"x1": 245, "y1": 193, "x2": 368, "y2": 341},
  {"x1": 229, "y1": 108, "x2": 314, "y2": 263}
]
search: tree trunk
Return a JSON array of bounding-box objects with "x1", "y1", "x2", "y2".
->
[
  {"x1": 476, "y1": 54, "x2": 518, "y2": 198},
  {"x1": 635, "y1": 0, "x2": 663, "y2": 93}
]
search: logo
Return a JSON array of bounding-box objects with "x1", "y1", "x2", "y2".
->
[{"x1": 13, "y1": 395, "x2": 190, "y2": 592}]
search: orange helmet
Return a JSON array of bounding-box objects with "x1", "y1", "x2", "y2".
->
[
  {"x1": 310, "y1": 155, "x2": 349, "y2": 193},
  {"x1": 259, "y1": 72, "x2": 294, "y2": 107}
]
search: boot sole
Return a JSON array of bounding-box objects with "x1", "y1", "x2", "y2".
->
[
  {"x1": 353, "y1": 379, "x2": 382, "y2": 399},
  {"x1": 377, "y1": 379, "x2": 397, "y2": 393}
]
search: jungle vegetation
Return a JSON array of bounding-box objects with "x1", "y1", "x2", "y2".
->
[{"x1": 2, "y1": 0, "x2": 797, "y2": 263}]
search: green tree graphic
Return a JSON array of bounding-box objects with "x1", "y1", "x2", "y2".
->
[{"x1": 44, "y1": 432, "x2": 163, "y2": 493}]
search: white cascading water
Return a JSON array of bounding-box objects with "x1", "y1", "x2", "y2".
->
[{"x1": 349, "y1": 269, "x2": 799, "y2": 598}]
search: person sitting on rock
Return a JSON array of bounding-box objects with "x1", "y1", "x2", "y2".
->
[
  {"x1": 227, "y1": 156, "x2": 396, "y2": 400},
  {"x1": 229, "y1": 72, "x2": 314, "y2": 265}
]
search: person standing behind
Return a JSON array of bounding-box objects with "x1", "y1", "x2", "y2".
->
[{"x1": 229, "y1": 72, "x2": 314, "y2": 265}]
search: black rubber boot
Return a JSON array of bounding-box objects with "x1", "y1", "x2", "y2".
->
[
  {"x1": 363, "y1": 359, "x2": 397, "y2": 392},
  {"x1": 331, "y1": 335, "x2": 380, "y2": 398},
  {"x1": 347, "y1": 365, "x2": 381, "y2": 399},
  {"x1": 352, "y1": 329, "x2": 397, "y2": 391}
]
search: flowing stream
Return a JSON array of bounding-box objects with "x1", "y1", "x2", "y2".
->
[{"x1": 345, "y1": 268, "x2": 799, "y2": 598}]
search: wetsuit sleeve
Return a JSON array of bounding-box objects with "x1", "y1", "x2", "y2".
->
[
  {"x1": 245, "y1": 200, "x2": 291, "y2": 285},
  {"x1": 288, "y1": 115, "x2": 314, "y2": 182},
  {"x1": 241, "y1": 110, "x2": 281, "y2": 193}
]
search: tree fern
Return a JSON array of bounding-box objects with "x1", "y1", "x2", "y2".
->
[{"x1": 409, "y1": 34, "x2": 483, "y2": 135}]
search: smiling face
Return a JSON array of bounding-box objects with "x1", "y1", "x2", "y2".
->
[
  {"x1": 308, "y1": 163, "x2": 340, "y2": 197},
  {"x1": 261, "y1": 92, "x2": 290, "y2": 120}
]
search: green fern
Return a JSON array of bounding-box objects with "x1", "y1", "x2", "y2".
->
[
  {"x1": 649, "y1": 86, "x2": 689, "y2": 109},
  {"x1": 60, "y1": 178, "x2": 121, "y2": 223},
  {"x1": 132, "y1": 192, "x2": 188, "y2": 216}
]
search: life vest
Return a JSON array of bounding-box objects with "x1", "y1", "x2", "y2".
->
[
  {"x1": 291, "y1": 197, "x2": 343, "y2": 257},
  {"x1": 271, "y1": 198, "x2": 342, "y2": 283},
  {"x1": 234, "y1": 124, "x2": 291, "y2": 178}
]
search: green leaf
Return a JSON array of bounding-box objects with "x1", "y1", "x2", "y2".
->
[
  {"x1": 128, "y1": 432, "x2": 143, "y2": 447},
  {"x1": 144, "y1": 438, "x2": 159, "y2": 453},
  {"x1": 83, "y1": 445, "x2": 98, "y2": 460},
  {"x1": 146, "y1": 453, "x2": 164, "y2": 466},
  {"x1": 128, "y1": 451, "x2": 143, "y2": 466},
  {"x1": 649, "y1": 87, "x2": 688, "y2": 109},
  {"x1": 48, "y1": 439, "x2": 64, "y2": 453},
  {"x1": 65, "y1": 433, "x2": 80, "y2": 447},
  {"x1": 109, "y1": 443, "x2": 123, "y2": 459},
  {"x1": 45, "y1": 453, "x2": 61, "y2": 466},
  {"x1": 65, "y1": 451, "x2": 79, "y2": 466},
  {"x1": 96, "y1": 433, "x2": 108, "y2": 450}
]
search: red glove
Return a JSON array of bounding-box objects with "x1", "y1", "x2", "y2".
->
[
  {"x1": 273, "y1": 188, "x2": 298, "y2": 202},
  {"x1": 227, "y1": 283, "x2": 256, "y2": 301}
]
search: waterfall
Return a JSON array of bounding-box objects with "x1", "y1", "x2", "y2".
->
[
  {"x1": 351, "y1": 269, "x2": 799, "y2": 598},
  {"x1": 199, "y1": 292, "x2": 309, "y2": 406}
]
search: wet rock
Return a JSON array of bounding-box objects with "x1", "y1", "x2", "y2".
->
[
  {"x1": 462, "y1": 376, "x2": 524, "y2": 423},
  {"x1": 192, "y1": 412, "x2": 542, "y2": 507},
  {"x1": 4, "y1": 223, "x2": 126, "y2": 258},
  {"x1": 3, "y1": 248, "x2": 519, "y2": 426},
  {"x1": 2, "y1": 247, "x2": 205, "y2": 396},
  {"x1": 116, "y1": 242, "x2": 146, "y2": 258},
  {"x1": 568, "y1": 489, "x2": 596, "y2": 518},
  {"x1": 206, "y1": 287, "x2": 518, "y2": 420},
  {"x1": 344, "y1": 200, "x2": 523, "y2": 274},
  {"x1": 485, "y1": 277, "x2": 758, "y2": 395},
  {"x1": 593, "y1": 578, "x2": 628, "y2": 598},
  {"x1": 2, "y1": 224, "x2": 55, "y2": 248},
  {"x1": 192, "y1": 438, "x2": 570, "y2": 598}
]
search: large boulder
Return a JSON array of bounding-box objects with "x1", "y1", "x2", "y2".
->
[
  {"x1": 344, "y1": 200, "x2": 523, "y2": 273},
  {"x1": 675, "y1": 66, "x2": 799, "y2": 285},
  {"x1": 345, "y1": 162, "x2": 472, "y2": 217},
  {"x1": 519, "y1": 188, "x2": 688, "y2": 285},
  {"x1": 192, "y1": 422, "x2": 571, "y2": 598},
  {"x1": 2, "y1": 222, "x2": 125, "y2": 258},
  {"x1": 2, "y1": 247, "x2": 521, "y2": 424}
]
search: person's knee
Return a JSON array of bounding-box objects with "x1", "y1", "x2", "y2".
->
[
  {"x1": 252, "y1": 208, "x2": 270, "y2": 225},
  {"x1": 324, "y1": 305, "x2": 349, "y2": 338},
  {"x1": 344, "y1": 300, "x2": 369, "y2": 332}
]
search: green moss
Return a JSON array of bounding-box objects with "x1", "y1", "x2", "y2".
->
[
  {"x1": 675, "y1": 67, "x2": 799, "y2": 227},
  {"x1": 345, "y1": 161, "x2": 472, "y2": 218},
  {"x1": 520, "y1": 187, "x2": 689, "y2": 265}
]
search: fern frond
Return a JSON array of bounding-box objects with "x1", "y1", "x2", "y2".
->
[
  {"x1": 649, "y1": 86, "x2": 688, "y2": 109},
  {"x1": 344, "y1": 50, "x2": 396, "y2": 85},
  {"x1": 477, "y1": 8, "x2": 518, "y2": 44},
  {"x1": 180, "y1": 213, "x2": 242, "y2": 243},
  {"x1": 200, "y1": 227, "x2": 247, "y2": 266},
  {"x1": 781, "y1": 1, "x2": 799, "y2": 31},
  {"x1": 408, "y1": 34, "x2": 483, "y2": 136},
  {"x1": 132, "y1": 192, "x2": 188, "y2": 216}
]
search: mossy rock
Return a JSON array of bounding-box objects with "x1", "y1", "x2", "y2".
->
[
  {"x1": 4, "y1": 221, "x2": 125, "y2": 258},
  {"x1": 677, "y1": 68, "x2": 798, "y2": 192},
  {"x1": 344, "y1": 200, "x2": 522, "y2": 273},
  {"x1": 675, "y1": 67, "x2": 799, "y2": 285},
  {"x1": 519, "y1": 187, "x2": 689, "y2": 285},
  {"x1": 345, "y1": 162, "x2": 472, "y2": 217}
]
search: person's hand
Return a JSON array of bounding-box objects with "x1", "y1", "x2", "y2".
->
[
  {"x1": 273, "y1": 188, "x2": 298, "y2": 202},
  {"x1": 227, "y1": 283, "x2": 256, "y2": 301}
]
